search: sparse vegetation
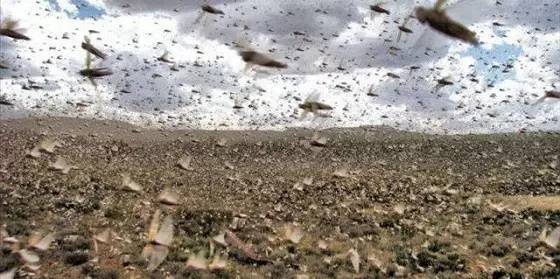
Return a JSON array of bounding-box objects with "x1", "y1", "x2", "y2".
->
[{"x1": 0, "y1": 118, "x2": 559, "y2": 277}]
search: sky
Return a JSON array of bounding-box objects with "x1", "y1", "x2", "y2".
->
[{"x1": 0, "y1": 0, "x2": 558, "y2": 133}]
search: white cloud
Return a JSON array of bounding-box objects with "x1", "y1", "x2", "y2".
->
[{"x1": 56, "y1": 0, "x2": 79, "y2": 14}]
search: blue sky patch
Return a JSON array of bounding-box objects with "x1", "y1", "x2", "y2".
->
[
  {"x1": 463, "y1": 43, "x2": 523, "y2": 85},
  {"x1": 47, "y1": 0, "x2": 105, "y2": 19},
  {"x1": 73, "y1": 0, "x2": 105, "y2": 19}
]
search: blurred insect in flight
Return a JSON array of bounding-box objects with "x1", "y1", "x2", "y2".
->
[
  {"x1": 194, "y1": 1, "x2": 225, "y2": 25},
  {"x1": 0, "y1": 18, "x2": 30, "y2": 40},
  {"x1": 81, "y1": 36, "x2": 107, "y2": 60},
  {"x1": 414, "y1": 0, "x2": 479, "y2": 45},
  {"x1": 142, "y1": 209, "x2": 174, "y2": 272},
  {"x1": 299, "y1": 92, "x2": 333, "y2": 119},
  {"x1": 79, "y1": 50, "x2": 112, "y2": 87},
  {"x1": 533, "y1": 90, "x2": 560, "y2": 105},
  {"x1": 235, "y1": 40, "x2": 288, "y2": 73}
]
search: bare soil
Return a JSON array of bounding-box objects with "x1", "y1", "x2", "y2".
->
[{"x1": 1, "y1": 117, "x2": 559, "y2": 278}]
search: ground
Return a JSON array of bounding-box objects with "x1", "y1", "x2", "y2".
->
[{"x1": 0, "y1": 117, "x2": 559, "y2": 278}]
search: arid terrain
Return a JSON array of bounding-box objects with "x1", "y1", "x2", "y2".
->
[{"x1": 1, "y1": 117, "x2": 559, "y2": 278}]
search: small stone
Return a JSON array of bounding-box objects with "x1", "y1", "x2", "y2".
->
[{"x1": 121, "y1": 254, "x2": 131, "y2": 266}]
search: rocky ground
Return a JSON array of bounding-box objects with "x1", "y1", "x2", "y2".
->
[{"x1": 0, "y1": 117, "x2": 559, "y2": 278}]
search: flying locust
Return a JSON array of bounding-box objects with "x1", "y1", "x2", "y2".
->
[
  {"x1": 79, "y1": 51, "x2": 112, "y2": 87},
  {"x1": 0, "y1": 18, "x2": 30, "y2": 40},
  {"x1": 414, "y1": 0, "x2": 479, "y2": 45}
]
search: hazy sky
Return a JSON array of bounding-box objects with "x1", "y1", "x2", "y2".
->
[{"x1": 0, "y1": 0, "x2": 558, "y2": 133}]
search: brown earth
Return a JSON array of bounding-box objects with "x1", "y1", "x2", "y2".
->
[{"x1": 0, "y1": 117, "x2": 559, "y2": 278}]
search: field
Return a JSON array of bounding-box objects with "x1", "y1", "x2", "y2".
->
[{"x1": 1, "y1": 117, "x2": 559, "y2": 278}]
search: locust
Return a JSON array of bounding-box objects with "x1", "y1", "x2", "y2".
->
[
  {"x1": 370, "y1": 3, "x2": 390, "y2": 16},
  {"x1": 414, "y1": 0, "x2": 479, "y2": 45},
  {"x1": 201, "y1": 4, "x2": 224, "y2": 15},
  {"x1": 142, "y1": 209, "x2": 174, "y2": 272},
  {"x1": 396, "y1": 15, "x2": 414, "y2": 42},
  {"x1": 239, "y1": 50, "x2": 287, "y2": 70},
  {"x1": 0, "y1": 95, "x2": 14, "y2": 106},
  {"x1": 299, "y1": 92, "x2": 333, "y2": 119},
  {"x1": 157, "y1": 50, "x2": 174, "y2": 63},
  {"x1": 436, "y1": 76, "x2": 454, "y2": 91},
  {"x1": 0, "y1": 18, "x2": 30, "y2": 40},
  {"x1": 194, "y1": 2, "x2": 225, "y2": 25},
  {"x1": 533, "y1": 90, "x2": 560, "y2": 105},
  {"x1": 236, "y1": 40, "x2": 287, "y2": 72},
  {"x1": 81, "y1": 36, "x2": 107, "y2": 60},
  {"x1": 79, "y1": 51, "x2": 112, "y2": 87}
]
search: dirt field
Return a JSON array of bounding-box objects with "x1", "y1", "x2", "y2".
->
[{"x1": 1, "y1": 117, "x2": 559, "y2": 278}]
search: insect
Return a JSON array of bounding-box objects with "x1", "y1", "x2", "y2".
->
[
  {"x1": 436, "y1": 76, "x2": 454, "y2": 91},
  {"x1": 92, "y1": 228, "x2": 114, "y2": 254},
  {"x1": 81, "y1": 36, "x2": 106, "y2": 60},
  {"x1": 239, "y1": 50, "x2": 287, "y2": 70},
  {"x1": 533, "y1": 90, "x2": 560, "y2": 105},
  {"x1": 224, "y1": 230, "x2": 267, "y2": 263},
  {"x1": 370, "y1": 3, "x2": 390, "y2": 16},
  {"x1": 0, "y1": 18, "x2": 30, "y2": 40},
  {"x1": 544, "y1": 90, "x2": 560, "y2": 99},
  {"x1": 388, "y1": 46, "x2": 401, "y2": 56},
  {"x1": 395, "y1": 12, "x2": 415, "y2": 43},
  {"x1": 194, "y1": 2, "x2": 225, "y2": 25},
  {"x1": 299, "y1": 92, "x2": 333, "y2": 119},
  {"x1": 14, "y1": 232, "x2": 55, "y2": 266},
  {"x1": 387, "y1": 72, "x2": 400, "y2": 79},
  {"x1": 409, "y1": 65, "x2": 421, "y2": 75},
  {"x1": 437, "y1": 78, "x2": 454, "y2": 86},
  {"x1": 121, "y1": 173, "x2": 143, "y2": 192},
  {"x1": 235, "y1": 40, "x2": 287, "y2": 72},
  {"x1": 79, "y1": 51, "x2": 112, "y2": 87},
  {"x1": 49, "y1": 157, "x2": 76, "y2": 174},
  {"x1": 0, "y1": 268, "x2": 16, "y2": 279},
  {"x1": 157, "y1": 50, "x2": 173, "y2": 63},
  {"x1": 201, "y1": 4, "x2": 224, "y2": 15},
  {"x1": 27, "y1": 232, "x2": 56, "y2": 252},
  {"x1": 157, "y1": 188, "x2": 179, "y2": 206},
  {"x1": 310, "y1": 131, "x2": 328, "y2": 147},
  {"x1": 142, "y1": 209, "x2": 174, "y2": 271},
  {"x1": 414, "y1": 0, "x2": 479, "y2": 45},
  {"x1": 177, "y1": 155, "x2": 194, "y2": 171},
  {"x1": 0, "y1": 95, "x2": 13, "y2": 106},
  {"x1": 539, "y1": 226, "x2": 560, "y2": 250},
  {"x1": 367, "y1": 84, "x2": 379, "y2": 97}
]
